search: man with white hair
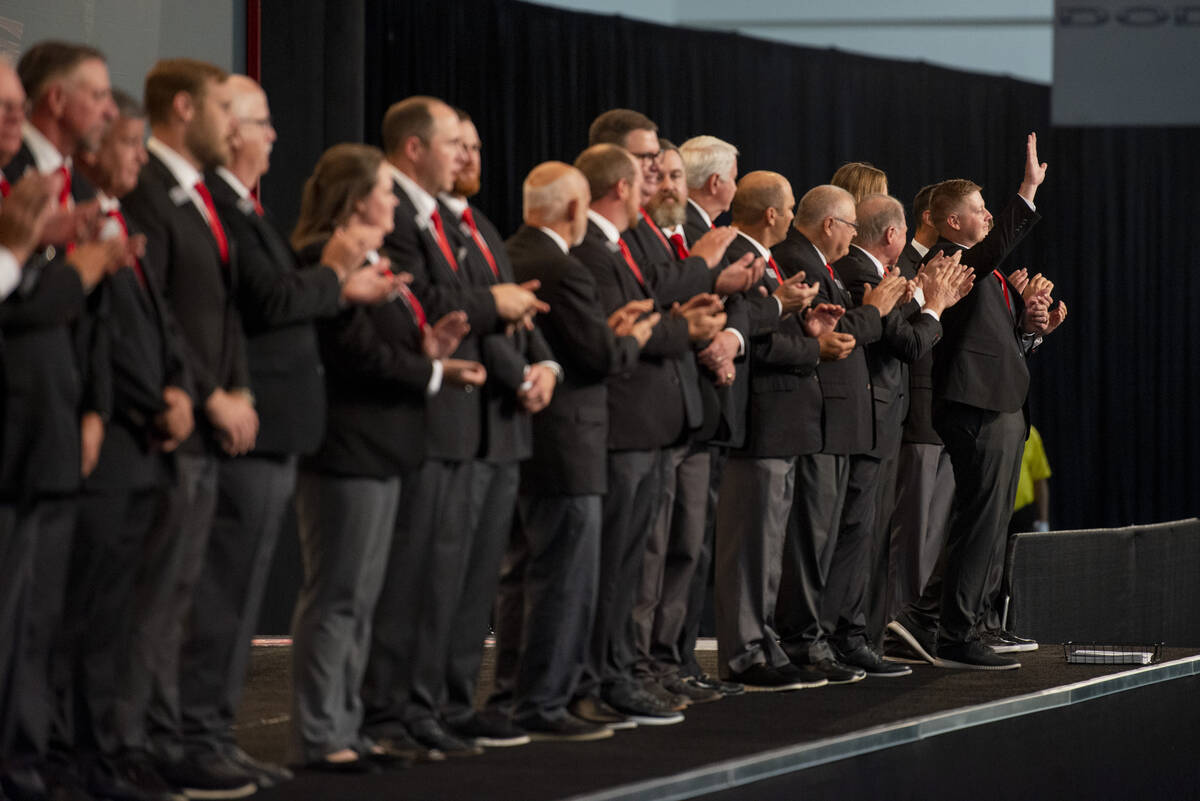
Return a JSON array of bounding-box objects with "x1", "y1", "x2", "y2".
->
[{"x1": 489, "y1": 161, "x2": 654, "y2": 740}]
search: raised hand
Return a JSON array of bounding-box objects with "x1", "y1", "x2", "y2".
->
[
  {"x1": 423, "y1": 310, "x2": 471, "y2": 359},
  {"x1": 491, "y1": 280, "x2": 550, "y2": 322},
  {"x1": 818, "y1": 331, "x2": 856, "y2": 361},
  {"x1": 773, "y1": 269, "x2": 819, "y2": 315},
  {"x1": 689, "y1": 225, "x2": 737, "y2": 268},
  {"x1": 1007, "y1": 267, "x2": 1029, "y2": 295},
  {"x1": 443, "y1": 358, "x2": 487, "y2": 387},
  {"x1": 607, "y1": 298, "x2": 655, "y2": 336},
  {"x1": 803, "y1": 302, "x2": 845, "y2": 338},
  {"x1": 1022, "y1": 272, "x2": 1054, "y2": 303},
  {"x1": 862, "y1": 268, "x2": 906, "y2": 317},
  {"x1": 1019, "y1": 132, "x2": 1048, "y2": 203},
  {"x1": 628, "y1": 311, "x2": 661, "y2": 348},
  {"x1": 1042, "y1": 300, "x2": 1068, "y2": 335},
  {"x1": 0, "y1": 171, "x2": 60, "y2": 263},
  {"x1": 341, "y1": 263, "x2": 396, "y2": 306},
  {"x1": 714, "y1": 251, "x2": 761, "y2": 295},
  {"x1": 922, "y1": 252, "x2": 975, "y2": 315}
]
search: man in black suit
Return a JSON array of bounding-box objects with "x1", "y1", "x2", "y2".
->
[
  {"x1": 770, "y1": 184, "x2": 905, "y2": 683},
  {"x1": 570, "y1": 143, "x2": 725, "y2": 724},
  {"x1": 362, "y1": 95, "x2": 545, "y2": 758},
  {"x1": 713, "y1": 172, "x2": 851, "y2": 690},
  {"x1": 489, "y1": 161, "x2": 654, "y2": 740},
  {"x1": 884, "y1": 181, "x2": 959, "y2": 638},
  {"x1": 891, "y1": 134, "x2": 1065, "y2": 670},
  {"x1": 176, "y1": 75, "x2": 394, "y2": 789},
  {"x1": 120, "y1": 58, "x2": 260, "y2": 798},
  {"x1": 826, "y1": 194, "x2": 971, "y2": 674},
  {"x1": 67, "y1": 87, "x2": 200, "y2": 801},
  {"x1": 434, "y1": 110, "x2": 560, "y2": 748}
]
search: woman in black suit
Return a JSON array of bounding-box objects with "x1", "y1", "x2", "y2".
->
[{"x1": 286, "y1": 144, "x2": 483, "y2": 770}]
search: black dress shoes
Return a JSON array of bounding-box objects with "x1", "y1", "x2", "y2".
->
[
  {"x1": 936, "y1": 640, "x2": 1021, "y2": 670},
  {"x1": 727, "y1": 663, "x2": 827, "y2": 691},
  {"x1": 408, "y1": 718, "x2": 484, "y2": 756},
  {"x1": 836, "y1": 644, "x2": 913, "y2": 677}
]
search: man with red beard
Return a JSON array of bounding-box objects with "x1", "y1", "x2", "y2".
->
[{"x1": 433, "y1": 108, "x2": 559, "y2": 748}]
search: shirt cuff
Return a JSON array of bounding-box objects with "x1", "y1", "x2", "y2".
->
[
  {"x1": 426, "y1": 359, "x2": 444, "y2": 396},
  {"x1": 535, "y1": 360, "x2": 564, "y2": 382},
  {"x1": 921, "y1": 308, "x2": 940, "y2": 322},
  {"x1": 727, "y1": 327, "x2": 746, "y2": 356},
  {"x1": 0, "y1": 247, "x2": 20, "y2": 300},
  {"x1": 773, "y1": 296, "x2": 783, "y2": 316},
  {"x1": 1020, "y1": 194, "x2": 1036, "y2": 212},
  {"x1": 913, "y1": 286, "x2": 926, "y2": 308}
]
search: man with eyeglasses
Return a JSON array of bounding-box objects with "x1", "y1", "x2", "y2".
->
[{"x1": 771, "y1": 184, "x2": 907, "y2": 684}]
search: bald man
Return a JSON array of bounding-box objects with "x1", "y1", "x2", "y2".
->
[
  {"x1": 173, "y1": 75, "x2": 393, "y2": 788},
  {"x1": 770, "y1": 184, "x2": 906, "y2": 684},
  {"x1": 488, "y1": 161, "x2": 653, "y2": 740},
  {"x1": 713, "y1": 171, "x2": 842, "y2": 690}
]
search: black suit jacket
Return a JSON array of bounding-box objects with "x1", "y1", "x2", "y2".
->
[
  {"x1": 895, "y1": 242, "x2": 923, "y2": 281},
  {"x1": 85, "y1": 207, "x2": 189, "y2": 492},
  {"x1": 929, "y1": 195, "x2": 1040, "y2": 413},
  {"x1": 571, "y1": 220, "x2": 691, "y2": 451},
  {"x1": 726, "y1": 232, "x2": 821, "y2": 458},
  {"x1": 298, "y1": 241, "x2": 430, "y2": 478},
  {"x1": 446, "y1": 201, "x2": 555, "y2": 464},
  {"x1": 835, "y1": 246, "x2": 941, "y2": 458},
  {"x1": 507, "y1": 226, "x2": 639, "y2": 495},
  {"x1": 208, "y1": 171, "x2": 341, "y2": 456},
  {"x1": 122, "y1": 153, "x2": 250, "y2": 455},
  {"x1": 383, "y1": 184, "x2": 485, "y2": 462},
  {"x1": 773, "y1": 228, "x2": 880, "y2": 455}
]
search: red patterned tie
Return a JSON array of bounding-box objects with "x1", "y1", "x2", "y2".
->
[
  {"x1": 767, "y1": 255, "x2": 784, "y2": 285},
  {"x1": 429, "y1": 209, "x2": 459, "y2": 272},
  {"x1": 668, "y1": 232, "x2": 689, "y2": 260},
  {"x1": 460, "y1": 206, "x2": 499, "y2": 279},
  {"x1": 106, "y1": 208, "x2": 147, "y2": 288},
  {"x1": 0, "y1": 176, "x2": 10, "y2": 198},
  {"x1": 56, "y1": 165, "x2": 71, "y2": 207},
  {"x1": 617, "y1": 238, "x2": 646, "y2": 286},
  {"x1": 193, "y1": 181, "x2": 230, "y2": 264}
]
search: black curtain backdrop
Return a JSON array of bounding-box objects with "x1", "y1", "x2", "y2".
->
[{"x1": 261, "y1": 0, "x2": 1200, "y2": 532}]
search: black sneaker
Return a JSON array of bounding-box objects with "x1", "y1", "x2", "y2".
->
[
  {"x1": 372, "y1": 730, "x2": 446, "y2": 763},
  {"x1": 601, "y1": 682, "x2": 684, "y2": 725},
  {"x1": 661, "y1": 674, "x2": 722, "y2": 704},
  {"x1": 688, "y1": 673, "x2": 745, "y2": 696},
  {"x1": 518, "y1": 711, "x2": 614, "y2": 742},
  {"x1": 727, "y1": 663, "x2": 825, "y2": 691},
  {"x1": 638, "y1": 678, "x2": 690, "y2": 711},
  {"x1": 836, "y1": 644, "x2": 913, "y2": 677},
  {"x1": 935, "y1": 640, "x2": 1021, "y2": 670},
  {"x1": 219, "y1": 748, "x2": 292, "y2": 789},
  {"x1": 156, "y1": 752, "x2": 257, "y2": 800},
  {"x1": 887, "y1": 616, "x2": 940, "y2": 665},
  {"x1": 997, "y1": 629, "x2": 1039, "y2": 652},
  {"x1": 110, "y1": 752, "x2": 186, "y2": 801},
  {"x1": 568, "y1": 696, "x2": 637, "y2": 730},
  {"x1": 805, "y1": 657, "x2": 866, "y2": 684},
  {"x1": 447, "y1": 710, "x2": 531, "y2": 747},
  {"x1": 407, "y1": 718, "x2": 484, "y2": 757}
]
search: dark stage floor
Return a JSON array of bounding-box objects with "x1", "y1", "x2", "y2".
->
[{"x1": 235, "y1": 643, "x2": 1200, "y2": 801}]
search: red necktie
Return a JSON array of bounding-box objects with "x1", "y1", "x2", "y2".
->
[
  {"x1": 668, "y1": 232, "x2": 689, "y2": 260},
  {"x1": 56, "y1": 165, "x2": 71, "y2": 207},
  {"x1": 193, "y1": 181, "x2": 230, "y2": 264},
  {"x1": 0, "y1": 176, "x2": 10, "y2": 198},
  {"x1": 106, "y1": 208, "x2": 147, "y2": 289},
  {"x1": 460, "y1": 206, "x2": 499, "y2": 279},
  {"x1": 826, "y1": 262, "x2": 835, "y2": 281},
  {"x1": 617, "y1": 238, "x2": 646, "y2": 286},
  {"x1": 639, "y1": 208, "x2": 676, "y2": 258},
  {"x1": 400, "y1": 285, "x2": 428, "y2": 331},
  {"x1": 429, "y1": 209, "x2": 459, "y2": 272},
  {"x1": 993, "y1": 269, "x2": 1012, "y2": 314},
  {"x1": 253, "y1": 197, "x2": 265, "y2": 217},
  {"x1": 767, "y1": 255, "x2": 784, "y2": 285}
]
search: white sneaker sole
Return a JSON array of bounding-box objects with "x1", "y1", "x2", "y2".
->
[{"x1": 886, "y1": 620, "x2": 944, "y2": 666}]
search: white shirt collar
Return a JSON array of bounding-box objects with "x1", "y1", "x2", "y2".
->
[
  {"x1": 587, "y1": 209, "x2": 621, "y2": 243},
  {"x1": 538, "y1": 226, "x2": 570, "y2": 255},
  {"x1": 687, "y1": 198, "x2": 712, "y2": 229},
  {"x1": 96, "y1": 191, "x2": 120, "y2": 214},
  {"x1": 147, "y1": 136, "x2": 202, "y2": 190},
  {"x1": 663, "y1": 223, "x2": 685, "y2": 240},
  {"x1": 806, "y1": 241, "x2": 829, "y2": 266},
  {"x1": 439, "y1": 193, "x2": 468, "y2": 221},
  {"x1": 733, "y1": 228, "x2": 771, "y2": 262},
  {"x1": 390, "y1": 165, "x2": 437, "y2": 222},
  {"x1": 215, "y1": 166, "x2": 251, "y2": 200},
  {"x1": 852, "y1": 244, "x2": 885, "y2": 277},
  {"x1": 910, "y1": 239, "x2": 930, "y2": 258},
  {"x1": 21, "y1": 121, "x2": 67, "y2": 173}
]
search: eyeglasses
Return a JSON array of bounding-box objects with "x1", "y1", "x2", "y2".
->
[
  {"x1": 833, "y1": 217, "x2": 859, "y2": 232},
  {"x1": 630, "y1": 150, "x2": 660, "y2": 164}
]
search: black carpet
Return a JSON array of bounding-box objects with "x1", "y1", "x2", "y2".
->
[{"x1": 236, "y1": 645, "x2": 1198, "y2": 801}]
